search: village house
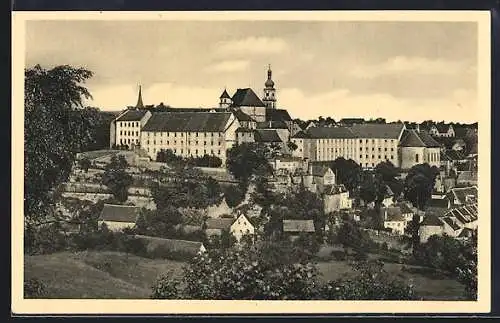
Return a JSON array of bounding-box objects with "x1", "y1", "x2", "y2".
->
[
  {"x1": 381, "y1": 207, "x2": 407, "y2": 235},
  {"x1": 419, "y1": 214, "x2": 445, "y2": 243},
  {"x1": 271, "y1": 156, "x2": 306, "y2": 175},
  {"x1": 441, "y1": 216, "x2": 463, "y2": 238},
  {"x1": 444, "y1": 203, "x2": 478, "y2": 230},
  {"x1": 448, "y1": 186, "x2": 478, "y2": 206},
  {"x1": 429, "y1": 123, "x2": 455, "y2": 137},
  {"x1": 302, "y1": 163, "x2": 336, "y2": 194},
  {"x1": 204, "y1": 214, "x2": 256, "y2": 243},
  {"x1": 323, "y1": 184, "x2": 353, "y2": 213},
  {"x1": 282, "y1": 219, "x2": 316, "y2": 241},
  {"x1": 98, "y1": 204, "x2": 140, "y2": 231}
]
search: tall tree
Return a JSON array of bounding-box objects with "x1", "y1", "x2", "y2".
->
[
  {"x1": 403, "y1": 163, "x2": 440, "y2": 210},
  {"x1": 226, "y1": 143, "x2": 273, "y2": 183},
  {"x1": 24, "y1": 64, "x2": 96, "y2": 224},
  {"x1": 101, "y1": 155, "x2": 133, "y2": 202},
  {"x1": 328, "y1": 157, "x2": 362, "y2": 192}
]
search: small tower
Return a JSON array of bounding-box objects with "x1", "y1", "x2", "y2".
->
[
  {"x1": 262, "y1": 64, "x2": 276, "y2": 109},
  {"x1": 219, "y1": 88, "x2": 232, "y2": 109},
  {"x1": 136, "y1": 85, "x2": 144, "y2": 109}
]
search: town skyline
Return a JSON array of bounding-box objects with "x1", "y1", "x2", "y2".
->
[{"x1": 25, "y1": 20, "x2": 479, "y2": 123}]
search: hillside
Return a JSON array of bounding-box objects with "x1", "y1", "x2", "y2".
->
[{"x1": 25, "y1": 251, "x2": 465, "y2": 300}]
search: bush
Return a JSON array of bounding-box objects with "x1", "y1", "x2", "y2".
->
[
  {"x1": 331, "y1": 250, "x2": 347, "y2": 261},
  {"x1": 224, "y1": 183, "x2": 247, "y2": 208},
  {"x1": 24, "y1": 278, "x2": 47, "y2": 298},
  {"x1": 150, "y1": 272, "x2": 180, "y2": 299}
]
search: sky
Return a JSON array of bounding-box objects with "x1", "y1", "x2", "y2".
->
[{"x1": 25, "y1": 20, "x2": 479, "y2": 123}]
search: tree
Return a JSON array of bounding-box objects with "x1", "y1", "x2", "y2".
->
[
  {"x1": 226, "y1": 143, "x2": 273, "y2": 183},
  {"x1": 329, "y1": 157, "x2": 362, "y2": 192},
  {"x1": 403, "y1": 163, "x2": 440, "y2": 210},
  {"x1": 78, "y1": 157, "x2": 92, "y2": 172},
  {"x1": 24, "y1": 64, "x2": 96, "y2": 224},
  {"x1": 336, "y1": 219, "x2": 372, "y2": 255},
  {"x1": 101, "y1": 155, "x2": 133, "y2": 202}
]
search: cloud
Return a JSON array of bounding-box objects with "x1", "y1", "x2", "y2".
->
[
  {"x1": 213, "y1": 37, "x2": 289, "y2": 56},
  {"x1": 350, "y1": 56, "x2": 473, "y2": 79},
  {"x1": 279, "y1": 87, "x2": 478, "y2": 123},
  {"x1": 204, "y1": 60, "x2": 250, "y2": 73}
]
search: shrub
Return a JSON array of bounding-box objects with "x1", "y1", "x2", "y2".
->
[
  {"x1": 24, "y1": 278, "x2": 47, "y2": 298},
  {"x1": 224, "y1": 183, "x2": 247, "y2": 208},
  {"x1": 150, "y1": 272, "x2": 180, "y2": 299}
]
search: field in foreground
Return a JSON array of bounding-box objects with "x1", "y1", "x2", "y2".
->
[{"x1": 24, "y1": 251, "x2": 465, "y2": 300}]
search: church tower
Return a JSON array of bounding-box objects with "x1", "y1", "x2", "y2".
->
[
  {"x1": 136, "y1": 85, "x2": 144, "y2": 109},
  {"x1": 262, "y1": 65, "x2": 276, "y2": 109},
  {"x1": 219, "y1": 88, "x2": 232, "y2": 109}
]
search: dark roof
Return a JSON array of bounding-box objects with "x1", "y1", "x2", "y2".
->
[
  {"x1": 457, "y1": 171, "x2": 478, "y2": 183},
  {"x1": 310, "y1": 165, "x2": 333, "y2": 177},
  {"x1": 205, "y1": 218, "x2": 234, "y2": 230},
  {"x1": 450, "y1": 186, "x2": 478, "y2": 205},
  {"x1": 220, "y1": 89, "x2": 231, "y2": 99},
  {"x1": 398, "y1": 203, "x2": 414, "y2": 214},
  {"x1": 458, "y1": 227, "x2": 475, "y2": 238},
  {"x1": 291, "y1": 131, "x2": 311, "y2": 139},
  {"x1": 306, "y1": 127, "x2": 356, "y2": 139},
  {"x1": 116, "y1": 109, "x2": 148, "y2": 122},
  {"x1": 232, "y1": 109, "x2": 254, "y2": 122},
  {"x1": 254, "y1": 129, "x2": 283, "y2": 143},
  {"x1": 442, "y1": 217, "x2": 461, "y2": 231},
  {"x1": 434, "y1": 123, "x2": 452, "y2": 133},
  {"x1": 418, "y1": 131, "x2": 442, "y2": 147},
  {"x1": 134, "y1": 235, "x2": 204, "y2": 255},
  {"x1": 257, "y1": 120, "x2": 288, "y2": 129},
  {"x1": 445, "y1": 204, "x2": 478, "y2": 224},
  {"x1": 421, "y1": 214, "x2": 444, "y2": 226},
  {"x1": 283, "y1": 219, "x2": 315, "y2": 233},
  {"x1": 382, "y1": 207, "x2": 406, "y2": 222},
  {"x1": 231, "y1": 88, "x2": 265, "y2": 107},
  {"x1": 266, "y1": 109, "x2": 292, "y2": 122},
  {"x1": 351, "y1": 123, "x2": 405, "y2": 139},
  {"x1": 444, "y1": 150, "x2": 467, "y2": 161},
  {"x1": 142, "y1": 112, "x2": 232, "y2": 132},
  {"x1": 99, "y1": 204, "x2": 140, "y2": 223},
  {"x1": 235, "y1": 127, "x2": 254, "y2": 133},
  {"x1": 428, "y1": 198, "x2": 450, "y2": 209},
  {"x1": 399, "y1": 130, "x2": 441, "y2": 148}
]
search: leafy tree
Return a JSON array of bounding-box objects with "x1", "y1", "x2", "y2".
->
[
  {"x1": 403, "y1": 163, "x2": 440, "y2": 210},
  {"x1": 78, "y1": 157, "x2": 92, "y2": 172},
  {"x1": 226, "y1": 143, "x2": 273, "y2": 183},
  {"x1": 224, "y1": 182, "x2": 247, "y2": 208},
  {"x1": 328, "y1": 157, "x2": 362, "y2": 192},
  {"x1": 24, "y1": 64, "x2": 96, "y2": 224},
  {"x1": 336, "y1": 219, "x2": 372, "y2": 255},
  {"x1": 24, "y1": 278, "x2": 47, "y2": 298},
  {"x1": 101, "y1": 155, "x2": 133, "y2": 202},
  {"x1": 456, "y1": 235, "x2": 477, "y2": 300},
  {"x1": 150, "y1": 272, "x2": 180, "y2": 299}
]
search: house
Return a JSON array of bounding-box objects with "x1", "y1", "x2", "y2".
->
[
  {"x1": 303, "y1": 163, "x2": 336, "y2": 193},
  {"x1": 381, "y1": 185, "x2": 395, "y2": 207},
  {"x1": 134, "y1": 235, "x2": 206, "y2": 257},
  {"x1": 323, "y1": 184, "x2": 353, "y2": 213},
  {"x1": 399, "y1": 129, "x2": 441, "y2": 170},
  {"x1": 456, "y1": 171, "x2": 478, "y2": 186},
  {"x1": 448, "y1": 186, "x2": 478, "y2": 206},
  {"x1": 381, "y1": 207, "x2": 407, "y2": 235},
  {"x1": 98, "y1": 204, "x2": 140, "y2": 231},
  {"x1": 419, "y1": 214, "x2": 445, "y2": 243},
  {"x1": 204, "y1": 214, "x2": 256, "y2": 242},
  {"x1": 283, "y1": 219, "x2": 316, "y2": 241},
  {"x1": 429, "y1": 123, "x2": 455, "y2": 137},
  {"x1": 445, "y1": 203, "x2": 478, "y2": 230},
  {"x1": 441, "y1": 216, "x2": 463, "y2": 238},
  {"x1": 271, "y1": 156, "x2": 306, "y2": 175},
  {"x1": 397, "y1": 203, "x2": 416, "y2": 222}
]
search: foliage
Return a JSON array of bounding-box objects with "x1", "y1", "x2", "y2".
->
[
  {"x1": 150, "y1": 272, "x2": 180, "y2": 299},
  {"x1": 24, "y1": 64, "x2": 96, "y2": 224},
  {"x1": 223, "y1": 183, "x2": 247, "y2": 208},
  {"x1": 336, "y1": 219, "x2": 373, "y2": 253},
  {"x1": 24, "y1": 278, "x2": 47, "y2": 298},
  {"x1": 403, "y1": 163, "x2": 440, "y2": 210},
  {"x1": 456, "y1": 236, "x2": 478, "y2": 300},
  {"x1": 375, "y1": 160, "x2": 404, "y2": 198},
  {"x1": 156, "y1": 149, "x2": 183, "y2": 165},
  {"x1": 101, "y1": 155, "x2": 133, "y2": 202},
  {"x1": 25, "y1": 222, "x2": 68, "y2": 255},
  {"x1": 181, "y1": 247, "x2": 321, "y2": 299},
  {"x1": 78, "y1": 157, "x2": 92, "y2": 172},
  {"x1": 320, "y1": 260, "x2": 416, "y2": 300},
  {"x1": 328, "y1": 157, "x2": 362, "y2": 192},
  {"x1": 187, "y1": 154, "x2": 223, "y2": 168},
  {"x1": 413, "y1": 235, "x2": 466, "y2": 273},
  {"x1": 226, "y1": 143, "x2": 273, "y2": 183}
]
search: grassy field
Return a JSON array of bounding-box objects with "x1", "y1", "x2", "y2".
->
[{"x1": 25, "y1": 251, "x2": 465, "y2": 300}]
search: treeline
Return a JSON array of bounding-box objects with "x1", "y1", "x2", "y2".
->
[{"x1": 156, "y1": 149, "x2": 223, "y2": 168}]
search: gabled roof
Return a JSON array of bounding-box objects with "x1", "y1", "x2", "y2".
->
[
  {"x1": 421, "y1": 214, "x2": 444, "y2": 226},
  {"x1": 310, "y1": 165, "x2": 333, "y2": 177},
  {"x1": 266, "y1": 109, "x2": 292, "y2": 122},
  {"x1": 382, "y1": 207, "x2": 405, "y2": 222},
  {"x1": 291, "y1": 131, "x2": 311, "y2": 139},
  {"x1": 450, "y1": 186, "x2": 478, "y2": 205},
  {"x1": 399, "y1": 130, "x2": 427, "y2": 147},
  {"x1": 142, "y1": 112, "x2": 232, "y2": 132},
  {"x1": 283, "y1": 219, "x2": 315, "y2": 233},
  {"x1": 417, "y1": 131, "x2": 442, "y2": 147},
  {"x1": 351, "y1": 123, "x2": 405, "y2": 139},
  {"x1": 254, "y1": 129, "x2": 283, "y2": 143},
  {"x1": 444, "y1": 150, "x2": 467, "y2": 161},
  {"x1": 231, "y1": 88, "x2": 265, "y2": 107},
  {"x1": 116, "y1": 109, "x2": 148, "y2": 122},
  {"x1": 306, "y1": 127, "x2": 357, "y2": 139},
  {"x1": 220, "y1": 89, "x2": 231, "y2": 99},
  {"x1": 445, "y1": 204, "x2": 478, "y2": 224},
  {"x1": 232, "y1": 109, "x2": 254, "y2": 122},
  {"x1": 442, "y1": 216, "x2": 461, "y2": 231},
  {"x1": 205, "y1": 218, "x2": 235, "y2": 230},
  {"x1": 428, "y1": 198, "x2": 450, "y2": 209},
  {"x1": 99, "y1": 204, "x2": 140, "y2": 223}
]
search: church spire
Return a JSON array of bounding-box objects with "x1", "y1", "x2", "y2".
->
[
  {"x1": 136, "y1": 85, "x2": 144, "y2": 109},
  {"x1": 263, "y1": 64, "x2": 276, "y2": 109}
]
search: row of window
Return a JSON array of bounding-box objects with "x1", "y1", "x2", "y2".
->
[
  {"x1": 118, "y1": 121, "x2": 140, "y2": 128},
  {"x1": 120, "y1": 131, "x2": 139, "y2": 136},
  {"x1": 145, "y1": 140, "x2": 222, "y2": 146},
  {"x1": 360, "y1": 147, "x2": 395, "y2": 152},
  {"x1": 146, "y1": 132, "x2": 223, "y2": 138},
  {"x1": 147, "y1": 147, "x2": 222, "y2": 156},
  {"x1": 360, "y1": 154, "x2": 395, "y2": 160},
  {"x1": 120, "y1": 139, "x2": 139, "y2": 145}
]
